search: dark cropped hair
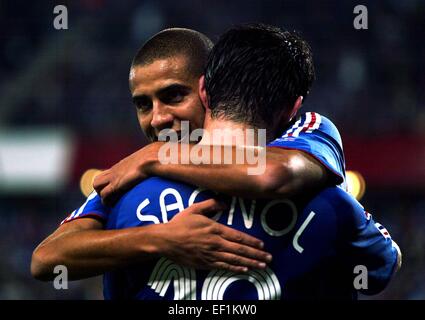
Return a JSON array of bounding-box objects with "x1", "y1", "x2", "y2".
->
[
  {"x1": 131, "y1": 28, "x2": 213, "y2": 77},
  {"x1": 205, "y1": 23, "x2": 315, "y2": 127}
]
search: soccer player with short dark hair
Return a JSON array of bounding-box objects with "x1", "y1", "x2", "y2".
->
[
  {"x1": 32, "y1": 29, "x2": 271, "y2": 280},
  {"x1": 32, "y1": 26, "x2": 400, "y2": 299},
  {"x1": 94, "y1": 25, "x2": 341, "y2": 202},
  {"x1": 59, "y1": 24, "x2": 399, "y2": 299}
]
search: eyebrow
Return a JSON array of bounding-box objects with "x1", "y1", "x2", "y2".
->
[
  {"x1": 132, "y1": 95, "x2": 147, "y2": 105},
  {"x1": 132, "y1": 83, "x2": 192, "y2": 103}
]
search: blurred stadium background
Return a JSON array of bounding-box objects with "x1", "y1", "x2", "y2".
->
[{"x1": 0, "y1": 0, "x2": 424, "y2": 299}]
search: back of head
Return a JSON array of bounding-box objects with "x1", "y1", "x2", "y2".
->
[
  {"x1": 205, "y1": 23, "x2": 315, "y2": 128},
  {"x1": 131, "y1": 28, "x2": 213, "y2": 77}
]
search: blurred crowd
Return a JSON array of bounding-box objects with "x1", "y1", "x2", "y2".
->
[
  {"x1": 1, "y1": 0, "x2": 424, "y2": 137},
  {"x1": 0, "y1": 0, "x2": 423, "y2": 299}
]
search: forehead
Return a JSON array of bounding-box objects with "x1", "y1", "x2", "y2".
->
[{"x1": 130, "y1": 56, "x2": 196, "y2": 95}]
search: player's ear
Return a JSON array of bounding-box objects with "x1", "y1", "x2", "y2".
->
[
  {"x1": 198, "y1": 75, "x2": 210, "y2": 111},
  {"x1": 289, "y1": 96, "x2": 303, "y2": 121}
]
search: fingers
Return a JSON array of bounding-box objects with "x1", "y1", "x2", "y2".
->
[
  {"x1": 218, "y1": 224, "x2": 265, "y2": 250},
  {"x1": 92, "y1": 171, "x2": 120, "y2": 206},
  {"x1": 93, "y1": 171, "x2": 125, "y2": 206},
  {"x1": 209, "y1": 249, "x2": 272, "y2": 272},
  {"x1": 99, "y1": 184, "x2": 114, "y2": 205},
  {"x1": 212, "y1": 251, "x2": 268, "y2": 270},
  {"x1": 184, "y1": 199, "x2": 227, "y2": 216},
  {"x1": 217, "y1": 239, "x2": 272, "y2": 265},
  {"x1": 100, "y1": 184, "x2": 121, "y2": 207},
  {"x1": 210, "y1": 262, "x2": 249, "y2": 273},
  {"x1": 93, "y1": 171, "x2": 109, "y2": 193}
]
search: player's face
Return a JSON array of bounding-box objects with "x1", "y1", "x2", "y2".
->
[{"x1": 129, "y1": 56, "x2": 205, "y2": 142}]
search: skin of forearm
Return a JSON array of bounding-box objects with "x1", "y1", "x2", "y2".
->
[
  {"x1": 32, "y1": 224, "x2": 167, "y2": 281},
  {"x1": 150, "y1": 160, "x2": 284, "y2": 199},
  {"x1": 147, "y1": 144, "x2": 325, "y2": 199}
]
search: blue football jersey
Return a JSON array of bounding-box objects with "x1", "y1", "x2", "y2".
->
[
  {"x1": 62, "y1": 112, "x2": 346, "y2": 225},
  {"x1": 61, "y1": 191, "x2": 109, "y2": 225},
  {"x1": 268, "y1": 112, "x2": 347, "y2": 189},
  {"x1": 101, "y1": 177, "x2": 398, "y2": 300}
]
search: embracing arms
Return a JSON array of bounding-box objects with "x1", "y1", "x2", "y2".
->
[
  {"x1": 32, "y1": 199, "x2": 271, "y2": 281},
  {"x1": 94, "y1": 142, "x2": 331, "y2": 203}
]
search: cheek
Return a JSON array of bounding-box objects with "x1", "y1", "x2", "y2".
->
[
  {"x1": 137, "y1": 113, "x2": 152, "y2": 132},
  {"x1": 177, "y1": 98, "x2": 205, "y2": 128}
]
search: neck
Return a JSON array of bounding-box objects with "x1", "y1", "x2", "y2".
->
[{"x1": 200, "y1": 115, "x2": 266, "y2": 146}]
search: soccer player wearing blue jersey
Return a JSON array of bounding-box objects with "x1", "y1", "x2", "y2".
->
[
  {"x1": 31, "y1": 28, "x2": 326, "y2": 281},
  {"x1": 96, "y1": 24, "x2": 400, "y2": 299},
  {"x1": 32, "y1": 29, "x2": 271, "y2": 281},
  {"x1": 32, "y1": 26, "x2": 400, "y2": 288}
]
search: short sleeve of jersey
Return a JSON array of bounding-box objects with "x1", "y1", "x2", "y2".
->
[
  {"x1": 337, "y1": 193, "x2": 399, "y2": 295},
  {"x1": 61, "y1": 191, "x2": 110, "y2": 225},
  {"x1": 267, "y1": 112, "x2": 346, "y2": 187}
]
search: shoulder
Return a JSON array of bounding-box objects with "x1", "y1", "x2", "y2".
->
[
  {"x1": 118, "y1": 176, "x2": 200, "y2": 205},
  {"x1": 313, "y1": 113, "x2": 343, "y2": 148},
  {"x1": 289, "y1": 112, "x2": 342, "y2": 146},
  {"x1": 132, "y1": 176, "x2": 196, "y2": 195},
  {"x1": 61, "y1": 191, "x2": 108, "y2": 225},
  {"x1": 270, "y1": 112, "x2": 343, "y2": 150},
  {"x1": 307, "y1": 187, "x2": 365, "y2": 225}
]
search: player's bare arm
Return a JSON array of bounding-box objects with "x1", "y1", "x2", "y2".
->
[
  {"x1": 31, "y1": 199, "x2": 271, "y2": 281},
  {"x1": 94, "y1": 142, "x2": 330, "y2": 204}
]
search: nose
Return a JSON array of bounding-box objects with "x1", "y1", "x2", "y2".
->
[{"x1": 150, "y1": 102, "x2": 174, "y2": 131}]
